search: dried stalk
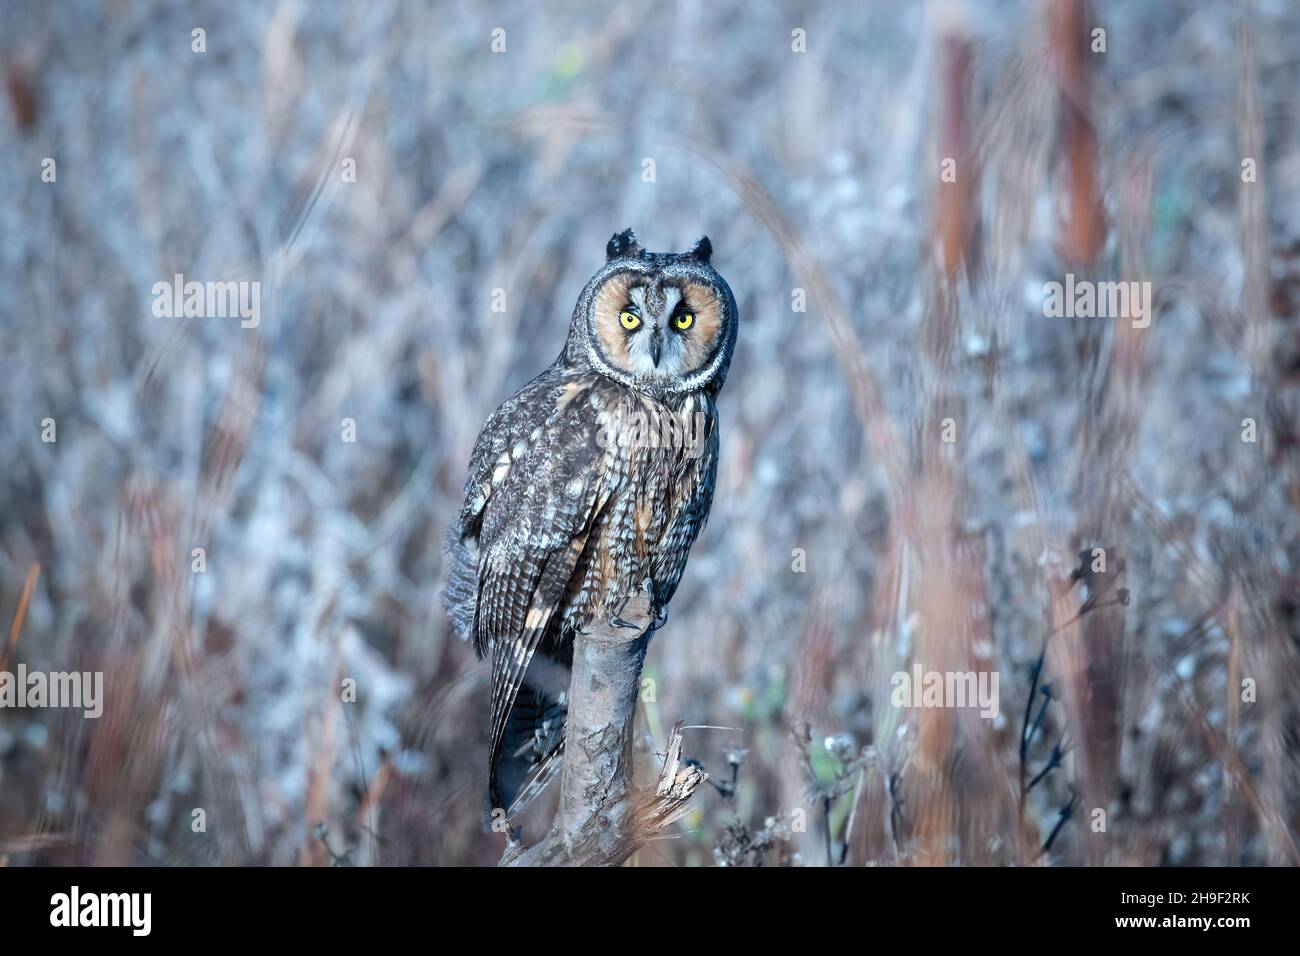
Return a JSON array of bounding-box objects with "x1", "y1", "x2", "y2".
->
[{"x1": 501, "y1": 589, "x2": 707, "y2": 867}]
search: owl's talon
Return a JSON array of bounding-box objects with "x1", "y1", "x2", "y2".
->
[
  {"x1": 607, "y1": 592, "x2": 642, "y2": 630},
  {"x1": 651, "y1": 605, "x2": 668, "y2": 630}
]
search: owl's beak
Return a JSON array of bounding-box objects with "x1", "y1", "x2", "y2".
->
[{"x1": 649, "y1": 332, "x2": 663, "y2": 368}]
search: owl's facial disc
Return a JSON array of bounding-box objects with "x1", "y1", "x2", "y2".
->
[{"x1": 593, "y1": 273, "x2": 724, "y2": 387}]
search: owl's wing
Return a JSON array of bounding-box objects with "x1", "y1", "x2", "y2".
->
[
  {"x1": 447, "y1": 373, "x2": 585, "y2": 649},
  {"x1": 449, "y1": 371, "x2": 611, "y2": 807}
]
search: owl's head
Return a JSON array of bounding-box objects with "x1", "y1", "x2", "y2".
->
[{"x1": 565, "y1": 229, "x2": 738, "y2": 396}]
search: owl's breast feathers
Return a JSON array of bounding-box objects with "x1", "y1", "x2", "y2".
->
[
  {"x1": 443, "y1": 362, "x2": 720, "y2": 811},
  {"x1": 571, "y1": 383, "x2": 718, "y2": 620}
]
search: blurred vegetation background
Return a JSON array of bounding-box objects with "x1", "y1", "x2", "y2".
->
[{"x1": 2, "y1": 0, "x2": 1299, "y2": 865}]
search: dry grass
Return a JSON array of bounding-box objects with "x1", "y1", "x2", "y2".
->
[{"x1": 1, "y1": 0, "x2": 1298, "y2": 866}]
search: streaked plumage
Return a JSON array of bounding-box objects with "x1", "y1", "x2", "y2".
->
[{"x1": 444, "y1": 229, "x2": 739, "y2": 819}]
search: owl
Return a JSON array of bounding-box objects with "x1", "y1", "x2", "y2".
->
[{"x1": 444, "y1": 228, "x2": 739, "y2": 820}]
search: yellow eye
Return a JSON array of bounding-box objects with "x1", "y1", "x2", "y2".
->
[
  {"x1": 619, "y1": 310, "x2": 640, "y2": 330},
  {"x1": 674, "y1": 312, "x2": 695, "y2": 331}
]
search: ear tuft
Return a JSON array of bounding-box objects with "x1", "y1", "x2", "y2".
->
[
  {"x1": 689, "y1": 235, "x2": 712, "y2": 263},
  {"x1": 606, "y1": 228, "x2": 643, "y2": 261}
]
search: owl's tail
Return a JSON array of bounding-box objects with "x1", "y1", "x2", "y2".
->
[{"x1": 484, "y1": 655, "x2": 570, "y2": 828}]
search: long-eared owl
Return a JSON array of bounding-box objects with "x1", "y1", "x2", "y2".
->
[{"x1": 444, "y1": 229, "x2": 739, "y2": 819}]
